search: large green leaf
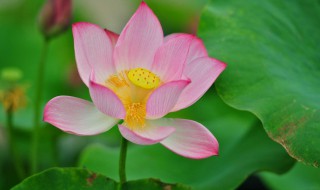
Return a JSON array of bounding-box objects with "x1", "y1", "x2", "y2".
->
[
  {"x1": 12, "y1": 168, "x2": 191, "y2": 190},
  {"x1": 122, "y1": 179, "x2": 191, "y2": 190},
  {"x1": 260, "y1": 163, "x2": 320, "y2": 190},
  {"x1": 198, "y1": 0, "x2": 320, "y2": 166},
  {"x1": 12, "y1": 168, "x2": 118, "y2": 190},
  {"x1": 79, "y1": 121, "x2": 294, "y2": 189}
]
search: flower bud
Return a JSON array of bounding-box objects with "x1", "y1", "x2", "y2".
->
[{"x1": 38, "y1": 0, "x2": 72, "y2": 39}]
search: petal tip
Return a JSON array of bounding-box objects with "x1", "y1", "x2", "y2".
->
[
  {"x1": 71, "y1": 22, "x2": 81, "y2": 28},
  {"x1": 211, "y1": 145, "x2": 219, "y2": 156},
  {"x1": 193, "y1": 144, "x2": 220, "y2": 159},
  {"x1": 190, "y1": 148, "x2": 219, "y2": 159},
  {"x1": 176, "y1": 79, "x2": 192, "y2": 86},
  {"x1": 179, "y1": 79, "x2": 192, "y2": 88},
  {"x1": 137, "y1": 1, "x2": 152, "y2": 12},
  {"x1": 43, "y1": 96, "x2": 59, "y2": 123},
  {"x1": 185, "y1": 78, "x2": 192, "y2": 84},
  {"x1": 211, "y1": 57, "x2": 227, "y2": 69},
  {"x1": 72, "y1": 22, "x2": 89, "y2": 30},
  {"x1": 209, "y1": 138, "x2": 220, "y2": 157},
  {"x1": 139, "y1": 1, "x2": 150, "y2": 9},
  {"x1": 220, "y1": 61, "x2": 227, "y2": 69},
  {"x1": 43, "y1": 105, "x2": 49, "y2": 122},
  {"x1": 72, "y1": 22, "x2": 103, "y2": 33}
]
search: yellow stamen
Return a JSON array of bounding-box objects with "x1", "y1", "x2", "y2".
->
[
  {"x1": 128, "y1": 68, "x2": 160, "y2": 89},
  {"x1": 106, "y1": 71, "x2": 129, "y2": 89},
  {"x1": 125, "y1": 102, "x2": 146, "y2": 129},
  {"x1": 105, "y1": 68, "x2": 160, "y2": 130}
]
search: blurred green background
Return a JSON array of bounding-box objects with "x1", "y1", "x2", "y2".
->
[{"x1": 0, "y1": 0, "x2": 319, "y2": 189}]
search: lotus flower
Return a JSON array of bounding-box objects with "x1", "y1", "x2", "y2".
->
[{"x1": 44, "y1": 2, "x2": 226, "y2": 159}]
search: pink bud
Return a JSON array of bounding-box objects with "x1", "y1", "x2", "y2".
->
[{"x1": 38, "y1": 0, "x2": 72, "y2": 39}]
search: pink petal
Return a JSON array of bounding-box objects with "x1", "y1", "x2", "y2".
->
[
  {"x1": 114, "y1": 2, "x2": 163, "y2": 71},
  {"x1": 44, "y1": 96, "x2": 118, "y2": 135},
  {"x1": 186, "y1": 36, "x2": 208, "y2": 64},
  {"x1": 172, "y1": 57, "x2": 226, "y2": 111},
  {"x1": 146, "y1": 80, "x2": 190, "y2": 119},
  {"x1": 157, "y1": 118, "x2": 219, "y2": 159},
  {"x1": 151, "y1": 34, "x2": 193, "y2": 82},
  {"x1": 89, "y1": 78, "x2": 125, "y2": 119},
  {"x1": 118, "y1": 124, "x2": 175, "y2": 145},
  {"x1": 104, "y1": 29, "x2": 119, "y2": 47},
  {"x1": 164, "y1": 34, "x2": 208, "y2": 64},
  {"x1": 72, "y1": 22, "x2": 116, "y2": 86}
]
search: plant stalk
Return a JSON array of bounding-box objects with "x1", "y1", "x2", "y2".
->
[
  {"x1": 31, "y1": 38, "x2": 49, "y2": 174},
  {"x1": 119, "y1": 136, "x2": 128, "y2": 185}
]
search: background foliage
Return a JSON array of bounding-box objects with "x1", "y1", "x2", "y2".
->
[{"x1": 0, "y1": 0, "x2": 319, "y2": 189}]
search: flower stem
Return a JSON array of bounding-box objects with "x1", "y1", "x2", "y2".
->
[
  {"x1": 119, "y1": 136, "x2": 128, "y2": 185},
  {"x1": 6, "y1": 105, "x2": 25, "y2": 180},
  {"x1": 31, "y1": 38, "x2": 49, "y2": 174}
]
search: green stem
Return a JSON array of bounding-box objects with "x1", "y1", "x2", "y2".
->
[
  {"x1": 31, "y1": 38, "x2": 49, "y2": 174},
  {"x1": 119, "y1": 137, "x2": 128, "y2": 185},
  {"x1": 6, "y1": 105, "x2": 25, "y2": 180}
]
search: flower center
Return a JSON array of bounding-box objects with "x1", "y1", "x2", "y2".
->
[
  {"x1": 105, "y1": 68, "x2": 160, "y2": 129},
  {"x1": 128, "y1": 68, "x2": 160, "y2": 89}
]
